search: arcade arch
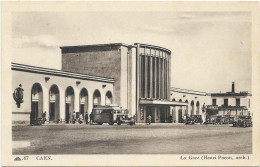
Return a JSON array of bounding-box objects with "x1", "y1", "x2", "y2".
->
[
  {"x1": 49, "y1": 85, "x2": 60, "y2": 123},
  {"x1": 79, "y1": 88, "x2": 88, "y2": 119},
  {"x1": 105, "y1": 91, "x2": 113, "y2": 105},
  {"x1": 65, "y1": 86, "x2": 75, "y2": 123},
  {"x1": 93, "y1": 89, "x2": 101, "y2": 107},
  {"x1": 31, "y1": 83, "x2": 43, "y2": 124}
]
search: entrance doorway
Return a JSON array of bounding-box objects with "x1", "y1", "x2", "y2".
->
[
  {"x1": 178, "y1": 109, "x2": 183, "y2": 123},
  {"x1": 49, "y1": 102, "x2": 55, "y2": 122},
  {"x1": 31, "y1": 101, "x2": 38, "y2": 121},
  {"x1": 146, "y1": 106, "x2": 155, "y2": 123},
  {"x1": 31, "y1": 83, "x2": 43, "y2": 124},
  {"x1": 65, "y1": 86, "x2": 75, "y2": 124},
  {"x1": 79, "y1": 88, "x2": 88, "y2": 120},
  {"x1": 49, "y1": 85, "x2": 60, "y2": 123},
  {"x1": 80, "y1": 104, "x2": 84, "y2": 118},
  {"x1": 65, "y1": 103, "x2": 70, "y2": 123},
  {"x1": 160, "y1": 107, "x2": 166, "y2": 123}
]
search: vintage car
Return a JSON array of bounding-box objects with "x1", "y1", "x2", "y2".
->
[
  {"x1": 233, "y1": 115, "x2": 252, "y2": 128},
  {"x1": 30, "y1": 118, "x2": 43, "y2": 126},
  {"x1": 91, "y1": 105, "x2": 134, "y2": 125},
  {"x1": 204, "y1": 115, "x2": 217, "y2": 124},
  {"x1": 185, "y1": 115, "x2": 203, "y2": 125},
  {"x1": 216, "y1": 115, "x2": 234, "y2": 124}
]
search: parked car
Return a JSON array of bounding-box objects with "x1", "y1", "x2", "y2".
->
[
  {"x1": 91, "y1": 105, "x2": 134, "y2": 125},
  {"x1": 233, "y1": 115, "x2": 252, "y2": 128},
  {"x1": 204, "y1": 115, "x2": 217, "y2": 125},
  {"x1": 185, "y1": 115, "x2": 203, "y2": 125},
  {"x1": 30, "y1": 118, "x2": 43, "y2": 126},
  {"x1": 216, "y1": 115, "x2": 234, "y2": 124}
]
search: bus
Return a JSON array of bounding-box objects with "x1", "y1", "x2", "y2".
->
[{"x1": 91, "y1": 105, "x2": 134, "y2": 125}]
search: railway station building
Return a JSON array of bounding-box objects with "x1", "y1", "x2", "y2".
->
[
  {"x1": 12, "y1": 63, "x2": 115, "y2": 124},
  {"x1": 170, "y1": 87, "x2": 210, "y2": 123},
  {"x1": 12, "y1": 43, "x2": 186, "y2": 124},
  {"x1": 61, "y1": 43, "x2": 185, "y2": 123}
]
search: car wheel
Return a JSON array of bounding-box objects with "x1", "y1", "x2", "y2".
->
[
  {"x1": 109, "y1": 122, "x2": 114, "y2": 125},
  {"x1": 98, "y1": 122, "x2": 103, "y2": 125},
  {"x1": 117, "y1": 119, "x2": 121, "y2": 125}
]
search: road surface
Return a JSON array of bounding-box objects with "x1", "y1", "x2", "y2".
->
[{"x1": 12, "y1": 124, "x2": 252, "y2": 154}]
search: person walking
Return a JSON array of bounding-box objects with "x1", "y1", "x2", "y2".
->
[
  {"x1": 78, "y1": 113, "x2": 83, "y2": 124},
  {"x1": 89, "y1": 112, "x2": 93, "y2": 125},
  {"x1": 72, "y1": 111, "x2": 76, "y2": 124},
  {"x1": 85, "y1": 113, "x2": 89, "y2": 124},
  {"x1": 147, "y1": 114, "x2": 152, "y2": 125},
  {"x1": 42, "y1": 111, "x2": 47, "y2": 124}
]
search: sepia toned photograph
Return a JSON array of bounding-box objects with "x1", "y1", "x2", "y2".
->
[{"x1": 2, "y1": 1, "x2": 260, "y2": 166}]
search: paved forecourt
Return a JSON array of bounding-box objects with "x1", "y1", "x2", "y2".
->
[{"x1": 12, "y1": 124, "x2": 252, "y2": 154}]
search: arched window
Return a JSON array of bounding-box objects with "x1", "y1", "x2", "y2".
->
[
  {"x1": 31, "y1": 83, "x2": 43, "y2": 124},
  {"x1": 105, "y1": 91, "x2": 113, "y2": 105},
  {"x1": 191, "y1": 100, "x2": 194, "y2": 115},
  {"x1": 185, "y1": 100, "x2": 189, "y2": 115},
  {"x1": 65, "y1": 86, "x2": 75, "y2": 124},
  {"x1": 93, "y1": 89, "x2": 101, "y2": 107},
  {"x1": 49, "y1": 85, "x2": 60, "y2": 123},
  {"x1": 79, "y1": 88, "x2": 88, "y2": 119},
  {"x1": 196, "y1": 101, "x2": 200, "y2": 114}
]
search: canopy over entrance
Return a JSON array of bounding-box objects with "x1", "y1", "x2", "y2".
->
[{"x1": 139, "y1": 99, "x2": 188, "y2": 106}]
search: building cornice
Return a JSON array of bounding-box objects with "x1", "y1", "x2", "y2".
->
[
  {"x1": 134, "y1": 43, "x2": 171, "y2": 55},
  {"x1": 60, "y1": 43, "x2": 130, "y2": 49},
  {"x1": 170, "y1": 87, "x2": 208, "y2": 96},
  {"x1": 11, "y1": 63, "x2": 115, "y2": 83},
  {"x1": 209, "y1": 92, "x2": 252, "y2": 97}
]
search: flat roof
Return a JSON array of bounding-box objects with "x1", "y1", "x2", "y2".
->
[
  {"x1": 135, "y1": 43, "x2": 171, "y2": 55},
  {"x1": 139, "y1": 98, "x2": 188, "y2": 106},
  {"x1": 60, "y1": 43, "x2": 134, "y2": 49},
  {"x1": 210, "y1": 92, "x2": 252, "y2": 97},
  {"x1": 170, "y1": 87, "x2": 208, "y2": 96},
  {"x1": 60, "y1": 43, "x2": 171, "y2": 55},
  {"x1": 11, "y1": 63, "x2": 115, "y2": 83}
]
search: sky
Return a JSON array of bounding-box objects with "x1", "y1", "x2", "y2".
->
[{"x1": 12, "y1": 12, "x2": 252, "y2": 93}]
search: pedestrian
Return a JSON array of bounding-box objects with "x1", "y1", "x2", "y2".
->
[
  {"x1": 72, "y1": 111, "x2": 76, "y2": 124},
  {"x1": 85, "y1": 113, "x2": 89, "y2": 124},
  {"x1": 78, "y1": 113, "x2": 83, "y2": 124},
  {"x1": 147, "y1": 114, "x2": 152, "y2": 125},
  {"x1": 133, "y1": 114, "x2": 136, "y2": 125},
  {"x1": 42, "y1": 111, "x2": 47, "y2": 124},
  {"x1": 90, "y1": 112, "x2": 93, "y2": 125}
]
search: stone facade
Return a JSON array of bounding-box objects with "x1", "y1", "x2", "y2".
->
[{"x1": 12, "y1": 63, "x2": 114, "y2": 124}]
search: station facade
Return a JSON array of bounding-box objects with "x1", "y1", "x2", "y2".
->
[
  {"x1": 61, "y1": 43, "x2": 185, "y2": 123},
  {"x1": 12, "y1": 63, "x2": 114, "y2": 124},
  {"x1": 170, "y1": 87, "x2": 210, "y2": 123},
  {"x1": 13, "y1": 43, "x2": 250, "y2": 125}
]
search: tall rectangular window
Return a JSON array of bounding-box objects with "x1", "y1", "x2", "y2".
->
[
  {"x1": 236, "y1": 98, "x2": 240, "y2": 107},
  {"x1": 212, "y1": 99, "x2": 216, "y2": 105},
  {"x1": 152, "y1": 57, "x2": 155, "y2": 98},
  {"x1": 248, "y1": 99, "x2": 250, "y2": 108},
  {"x1": 224, "y1": 99, "x2": 228, "y2": 106},
  {"x1": 147, "y1": 56, "x2": 150, "y2": 98},
  {"x1": 156, "y1": 57, "x2": 160, "y2": 98},
  {"x1": 140, "y1": 55, "x2": 145, "y2": 98}
]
